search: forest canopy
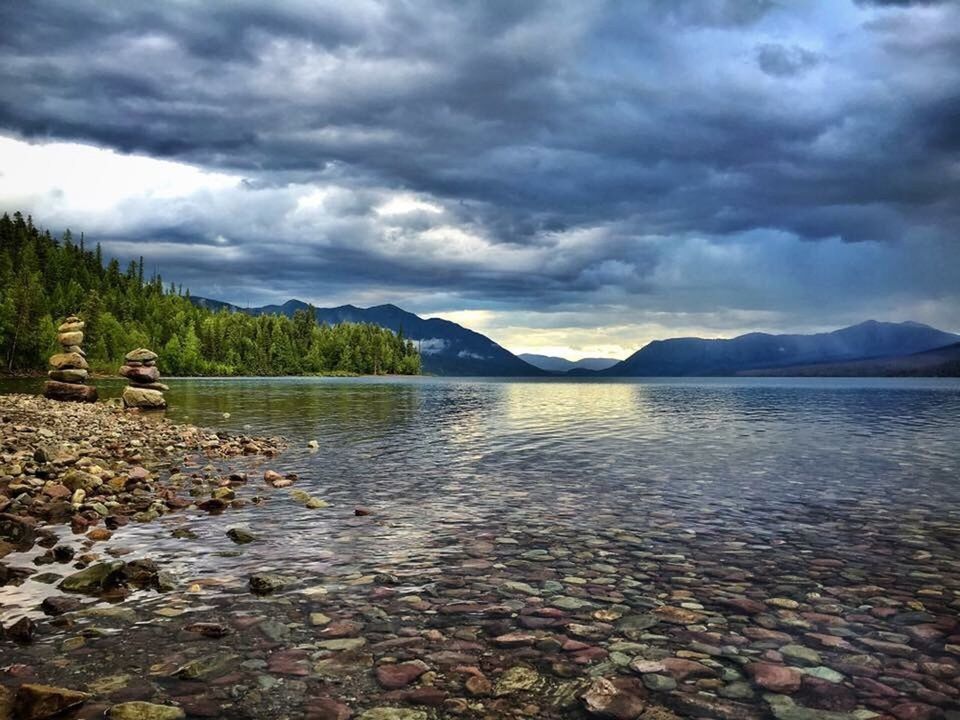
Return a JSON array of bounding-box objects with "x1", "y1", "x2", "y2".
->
[{"x1": 0, "y1": 212, "x2": 422, "y2": 376}]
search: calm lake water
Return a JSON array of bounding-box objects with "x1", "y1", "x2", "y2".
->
[{"x1": 3, "y1": 376, "x2": 960, "y2": 718}]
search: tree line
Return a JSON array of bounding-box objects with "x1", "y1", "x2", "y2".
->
[{"x1": 0, "y1": 212, "x2": 422, "y2": 376}]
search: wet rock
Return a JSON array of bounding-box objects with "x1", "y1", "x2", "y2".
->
[
  {"x1": 249, "y1": 573, "x2": 293, "y2": 594},
  {"x1": 376, "y1": 661, "x2": 429, "y2": 690},
  {"x1": 0, "y1": 513, "x2": 36, "y2": 545},
  {"x1": 60, "y1": 560, "x2": 125, "y2": 593},
  {"x1": 779, "y1": 644, "x2": 821, "y2": 667},
  {"x1": 4, "y1": 616, "x2": 36, "y2": 643},
  {"x1": 653, "y1": 605, "x2": 706, "y2": 625},
  {"x1": 14, "y1": 684, "x2": 90, "y2": 720},
  {"x1": 41, "y1": 595, "x2": 82, "y2": 615},
  {"x1": 580, "y1": 676, "x2": 647, "y2": 720},
  {"x1": 765, "y1": 694, "x2": 860, "y2": 720},
  {"x1": 356, "y1": 710, "x2": 427, "y2": 720},
  {"x1": 890, "y1": 703, "x2": 944, "y2": 720},
  {"x1": 226, "y1": 527, "x2": 256, "y2": 544},
  {"x1": 796, "y1": 676, "x2": 857, "y2": 712},
  {"x1": 307, "y1": 697, "x2": 352, "y2": 720},
  {"x1": 494, "y1": 666, "x2": 543, "y2": 696},
  {"x1": 318, "y1": 638, "x2": 367, "y2": 651},
  {"x1": 106, "y1": 702, "x2": 186, "y2": 720},
  {"x1": 183, "y1": 622, "x2": 230, "y2": 638},
  {"x1": 665, "y1": 692, "x2": 766, "y2": 720},
  {"x1": 746, "y1": 662, "x2": 803, "y2": 693},
  {"x1": 173, "y1": 653, "x2": 238, "y2": 681}
]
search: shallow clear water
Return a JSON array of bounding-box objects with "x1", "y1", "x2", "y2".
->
[{"x1": 3, "y1": 376, "x2": 960, "y2": 718}]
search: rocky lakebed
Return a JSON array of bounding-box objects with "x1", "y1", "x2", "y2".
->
[{"x1": 2, "y1": 389, "x2": 960, "y2": 720}]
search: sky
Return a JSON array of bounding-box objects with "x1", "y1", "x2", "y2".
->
[{"x1": 1, "y1": 0, "x2": 958, "y2": 360}]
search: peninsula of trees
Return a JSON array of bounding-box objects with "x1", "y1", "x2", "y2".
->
[{"x1": 0, "y1": 212, "x2": 421, "y2": 376}]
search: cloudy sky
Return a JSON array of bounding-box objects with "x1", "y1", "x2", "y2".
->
[{"x1": 1, "y1": 0, "x2": 958, "y2": 359}]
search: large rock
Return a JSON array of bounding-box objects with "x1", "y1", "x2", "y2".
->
[
  {"x1": 57, "y1": 331, "x2": 83, "y2": 346},
  {"x1": 14, "y1": 684, "x2": 90, "y2": 720},
  {"x1": 48, "y1": 352, "x2": 89, "y2": 370},
  {"x1": 125, "y1": 348, "x2": 158, "y2": 363},
  {"x1": 120, "y1": 364, "x2": 160, "y2": 384},
  {"x1": 43, "y1": 381, "x2": 97, "y2": 402},
  {"x1": 107, "y1": 701, "x2": 185, "y2": 720},
  {"x1": 746, "y1": 662, "x2": 802, "y2": 693},
  {"x1": 122, "y1": 386, "x2": 166, "y2": 409},
  {"x1": 60, "y1": 560, "x2": 125, "y2": 593},
  {"x1": 0, "y1": 514, "x2": 36, "y2": 545},
  {"x1": 47, "y1": 368, "x2": 88, "y2": 383},
  {"x1": 580, "y1": 676, "x2": 648, "y2": 719},
  {"x1": 375, "y1": 661, "x2": 429, "y2": 690}
]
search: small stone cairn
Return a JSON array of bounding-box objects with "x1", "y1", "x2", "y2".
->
[
  {"x1": 120, "y1": 348, "x2": 168, "y2": 409},
  {"x1": 43, "y1": 316, "x2": 97, "y2": 402}
]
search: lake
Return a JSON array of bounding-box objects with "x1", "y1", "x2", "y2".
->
[{"x1": 2, "y1": 376, "x2": 960, "y2": 718}]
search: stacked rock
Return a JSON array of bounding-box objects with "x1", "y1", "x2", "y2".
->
[
  {"x1": 120, "y1": 349, "x2": 168, "y2": 409},
  {"x1": 43, "y1": 316, "x2": 97, "y2": 402}
]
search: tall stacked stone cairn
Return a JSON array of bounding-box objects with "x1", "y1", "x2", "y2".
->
[
  {"x1": 43, "y1": 316, "x2": 97, "y2": 402},
  {"x1": 120, "y1": 348, "x2": 168, "y2": 409}
]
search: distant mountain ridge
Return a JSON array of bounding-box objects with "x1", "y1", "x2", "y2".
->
[
  {"x1": 741, "y1": 341, "x2": 960, "y2": 378},
  {"x1": 602, "y1": 320, "x2": 959, "y2": 377},
  {"x1": 192, "y1": 296, "x2": 959, "y2": 377},
  {"x1": 192, "y1": 297, "x2": 545, "y2": 376},
  {"x1": 519, "y1": 354, "x2": 620, "y2": 372}
]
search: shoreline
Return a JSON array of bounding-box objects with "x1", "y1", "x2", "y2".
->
[{"x1": 1, "y1": 393, "x2": 287, "y2": 598}]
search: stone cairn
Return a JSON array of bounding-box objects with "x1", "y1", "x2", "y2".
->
[
  {"x1": 43, "y1": 316, "x2": 97, "y2": 402},
  {"x1": 120, "y1": 348, "x2": 168, "y2": 409}
]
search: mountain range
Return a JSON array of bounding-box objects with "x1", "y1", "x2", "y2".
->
[
  {"x1": 191, "y1": 296, "x2": 959, "y2": 377},
  {"x1": 192, "y1": 297, "x2": 545, "y2": 376},
  {"x1": 518, "y1": 354, "x2": 621, "y2": 372}
]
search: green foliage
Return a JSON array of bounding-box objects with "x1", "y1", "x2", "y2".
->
[{"x1": 0, "y1": 212, "x2": 422, "y2": 376}]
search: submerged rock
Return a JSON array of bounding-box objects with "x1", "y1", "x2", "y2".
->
[
  {"x1": 106, "y1": 701, "x2": 185, "y2": 720},
  {"x1": 14, "y1": 684, "x2": 90, "y2": 720}
]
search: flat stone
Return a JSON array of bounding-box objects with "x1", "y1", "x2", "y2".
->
[
  {"x1": 125, "y1": 348, "x2": 158, "y2": 362},
  {"x1": 779, "y1": 644, "x2": 822, "y2": 667},
  {"x1": 43, "y1": 380, "x2": 97, "y2": 403},
  {"x1": 357, "y1": 710, "x2": 427, "y2": 720},
  {"x1": 375, "y1": 661, "x2": 428, "y2": 689},
  {"x1": 48, "y1": 352, "x2": 89, "y2": 370},
  {"x1": 747, "y1": 662, "x2": 803, "y2": 693},
  {"x1": 318, "y1": 638, "x2": 367, "y2": 651},
  {"x1": 107, "y1": 702, "x2": 186, "y2": 720}
]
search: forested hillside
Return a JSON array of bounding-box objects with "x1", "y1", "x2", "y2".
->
[{"x1": 0, "y1": 212, "x2": 421, "y2": 376}]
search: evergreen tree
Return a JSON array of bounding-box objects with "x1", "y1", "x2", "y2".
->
[{"x1": 0, "y1": 212, "x2": 422, "y2": 377}]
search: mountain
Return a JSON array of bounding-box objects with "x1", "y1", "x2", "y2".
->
[
  {"x1": 518, "y1": 353, "x2": 621, "y2": 373},
  {"x1": 741, "y1": 341, "x2": 960, "y2": 378},
  {"x1": 191, "y1": 297, "x2": 545, "y2": 376},
  {"x1": 604, "y1": 321, "x2": 960, "y2": 377}
]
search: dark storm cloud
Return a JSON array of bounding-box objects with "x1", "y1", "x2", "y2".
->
[
  {"x1": 755, "y1": 44, "x2": 821, "y2": 77},
  {"x1": 0, "y1": 0, "x2": 958, "y2": 336}
]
